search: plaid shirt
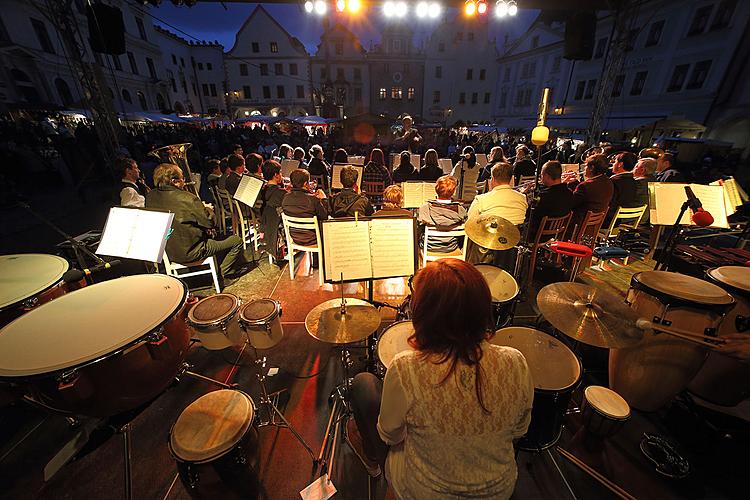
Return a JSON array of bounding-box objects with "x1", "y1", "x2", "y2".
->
[{"x1": 362, "y1": 162, "x2": 392, "y2": 205}]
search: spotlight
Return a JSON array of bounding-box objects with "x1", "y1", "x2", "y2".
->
[
  {"x1": 348, "y1": 0, "x2": 361, "y2": 13},
  {"x1": 477, "y1": 0, "x2": 487, "y2": 14},
  {"x1": 508, "y1": 0, "x2": 517, "y2": 15},
  {"x1": 383, "y1": 1, "x2": 395, "y2": 16},
  {"x1": 416, "y1": 1, "x2": 429, "y2": 17},
  {"x1": 304, "y1": 0, "x2": 314, "y2": 12},
  {"x1": 464, "y1": 0, "x2": 476, "y2": 16},
  {"x1": 314, "y1": 0, "x2": 327, "y2": 14},
  {"x1": 394, "y1": 1, "x2": 407, "y2": 17},
  {"x1": 428, "y1": 2, "x2": 441, "y2": 17},
  {"x1": 336, "y1": 0, "x2": 345, "y2": 11},
  {"x1": 495, "y1": 0, "x2": 507, "y2": 17}
]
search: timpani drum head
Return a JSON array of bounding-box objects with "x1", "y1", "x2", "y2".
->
[
  {"x1": 0, "y1": 254, "x2": 69, "y2": 309},
  {"x1": 584, "y1": 386, "x2": 630, "y2": 420},
  {"x1": 636, "y1": 271, "x2": 733, "y2": 305},
  {"x1": 491, "y1": 327, "x2": 580, "y2": 391},
  {"x1": 188, "y1": 294, "x2": 239, "y2": 328},
  {"x1": 0, "y1": 275, "x2": 186, "y2": 377},
  {"x1": 475, "y1": 265, "x2": 519, "y2": 303},
  {"x1": 171, "y1": 390, "x2": 254, "y2": 463},
  {"x1": 378, "y1": 321, "x2": 415, "y2": 369},
  {"x1": 707, "y1": 266, "x2": 750, "y2": 293}
]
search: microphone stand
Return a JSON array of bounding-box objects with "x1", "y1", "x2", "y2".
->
[{"x1": 654, "y1": 200, "x2": 690, "y2": 271}]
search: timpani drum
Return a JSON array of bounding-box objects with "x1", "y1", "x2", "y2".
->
[
  {"x1": 610, "y1": 271, "x2": 735, "y2": 412},
  {"x1": 475, "y1": 265, "x2": 519, "y2": 327},
  {"x1": 377, "y1": 321, "x2": 415, "y2": 370},
  {"x1": 689, "y1": 267, "x2": 750, "y2": 406},
  {"x1": 187, "y1": 294, "x2": 244, "y2": 350},
  {"x1": 582, "y1": 386, "x2": 631, "y2": 439},
  {"x1": 492, "y1": 327, "x2": 581, "y2": 450},
  {"x1": 169, "y1": 390, "x2": 259, "y2": 498},
  {"x1": 238, "y1": 299, "x2": 283, "y2": 349},
  {"x1": 0, "y1": 275, "x2": 190, "y2": 417}
]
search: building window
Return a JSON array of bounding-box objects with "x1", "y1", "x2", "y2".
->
[
  {"x1": 240, "y1": 64, "x2": 248, "y2": 76},
  {"x1": 667, "y1": 64, "x2": 689, "y2": 92},
  {"x1": 210, "y1": 84, "x2": 217, "y2": 96},
  {"x1": 392, "y1": 39, "x2": 402, "y2": 52},
  {"x1": 354, "y1": 68, "x2": 361, "y2": 80},
  {"x1": 521, "y1": 63, "x2": 528, "y2": 78},
  {"x1": 146, "y1": 58, "x2": 156, "y2": 79},
  {"x1": 171, "y1": 54, "x2": 176, "y2": 65},
  {"x1": 712, "y1": 0, "x2": 736, "y2": 30},
  {"x1": 459, "y1": 92, "x2": 466, "y2": 104},
  {"x1": 135, "y1": 17, "x2": 147, "y2": 41},
  {"x1": 523, "y1": 88, "x2": 532, "y2": 106},
  {"x1": 191, "y1": 83, "x2": 197, "y2": 96},
  {"x1": 435, "y1": 66, "x2": 442, "y2": 78},
  {"x1": 259, "y1": 64, "x2": 268, "y2": 76},
  {"x1": 243, "y1": 85, "x2": 251, "y2": 98},
  {"x1": 197, "y1": 62, "x2": 203, "y2": 70},
  {"x1": 688, "y1": 5, "x2": 713, "y2": 36},
  {"x1": 552, "y1": 55, "x2": 561, "y2": 73},
  {"x1": 645, "y1": 20, "x2": 665, "y2": 47},
  {"x1": 379, "y1": 88, "x2": 386, "y2": 100},
  {"x1": 574, "y1": 81, "x2": 585, "y2": 100},
  {"x1": 181, "y1": 79, "x2": 187, "y2": 93},
  {"x1": 625, "y1": 29, "x2": 638, "y2": 51},
  {"x1": 438, "y1": 42, "x2": 445, "y2": 52},
  {"x1": 277, "y1": 85, "x2": 285, "y2": 98},
  {"x1": 354, "y1": 88, "x2": 362, "y2": 102},
  {"x1": 336, "y1": 68, "x2": 345, "y2": 80},
  {"x1": 297, "y1": 85, "x2": 305, "y2": 98},
  {"x1": 112, "y1": 55, "x2": 122, "y2": 71},
  {"x1": 504, "y1": 67, "x2": 511, "y2": 82},
  {"x1": 528, "y1": 61, "x2": 536, "y2": 77},
  {"x1": 127, "y1": 52, "x2": 139, "y2": 74},
  {"x1": 499, "y1": 90, "x2": 507, "y2": 108},
  {"x1": 484, "y1": 92, "x2": 491, "y2": 104},
  {"x1": 686, "y1": 60, "x2": 712, "y2": 89},
  {"x1": 270, "y1": 42, "x2": 278, "y2": 53},
  {"x1": 391, "y1": 87, "x2": 402, "y2": 99},
  {"x1": 612, "y1": 74, "x2": 625, "y2": 97},
  {"x1": 180, "y1": 57, "x2": 185, "y2": 67},
  {"x1": 407, "y1": 87, "x2": 415, "y2": 101},
  {"x1": 320, "y1": 68, "x2": 327, "y2": 79},
  {"x1": 433, "y1": 90, "x2": 440, "y2": 104},
  {"x1": 594, "y1": 37, "x2": 607, "y2": 58},
  {"x1": 479, "y1": 69, "x2": 486, "y2": 80},
  {"x1": 630, "y1": 71, "x2": 647, "y2": 95},
  {"x1": 30, "y1": 18, "x2": 55, "y2": 54},
  {"x1": 335, "y1": 41, "x2": 343, "y2": 55},
  {"x1": 584, "y1": 79, "x2": 597, "y2": 99},
  {"x1": 531, "y1": 35, "x2": 539, "y2": 48},
  {"x1": 122, "y1": 89, "x2": 132, "y2": 104},
  {"x1": 207, "y1": 63, "x2": 212, "y2": 70},
  {"x1": 468, "y1": 32, "x2": 475, "y2": 41},
  {"x1": 275, "y1": 63, "x2": 283, "y2": 76},
  {"x1": 262, "y1": 86, "x2": 271, "y2": 99},
  {"x1": 471, "y1": 92, "x2": 478, "y2": 104},
  {"x1": 290, "y1": 63, "x2": 298, "y2": 75},
  {"x1": 466, "y1": 68, "x2": 473, "y2": 80}
]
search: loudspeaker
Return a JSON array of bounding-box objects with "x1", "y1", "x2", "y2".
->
[
  {"x1": 87, "y1": 4, "x2": 125, "y2": 55},
  {"x1": 564, "y1": 11, "x2": 596, "y2": 61}
]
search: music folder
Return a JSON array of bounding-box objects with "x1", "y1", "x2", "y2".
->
[
  {"x1": 233, "y1": 174, "x2": 265, "y2": 208},
  {"x1": 648, "y1": 182, "x2": 729, "y2": 228},
  {"x1": 402, "y1": 181, "x2": 437, "y2": 208},
  {"x1": 96, "y1": 207, "x2": 174, "y2": 263},
  {"x1": 280, "y1": 159, "x2": 300, "y2": 178},
  {"x1": 439, "y1": 158, "x2": 453, "y2": 174}
]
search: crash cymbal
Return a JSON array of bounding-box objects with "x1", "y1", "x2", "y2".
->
[
  {"x1": 537, "y1": 283, "x2": 643, "y2": 349},
  {"x1": 465, "y1": 215, "x2": 520, "y2": 251},
  {"x1": 305, "y1": 298, "x2": 381, "y2": 344}
]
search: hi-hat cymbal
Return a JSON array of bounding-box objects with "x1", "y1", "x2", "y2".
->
[
  {"x1": 537, "y1": 283, "x2": 643, "y2": 349},
  {"x1": 465, "y1": 215, "x2": 520, "y2": 251},
  {"x1": 305, "y1": 298, "x2": 381, "y2": 344}
]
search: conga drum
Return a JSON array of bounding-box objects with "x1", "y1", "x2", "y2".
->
[
  {"x1": 187, "y1": 294, "x2": 244, "y2": 350},
  {"x1": 0, "y1": 275, "x2": 190, "y2": 416},
  {"x1": 238, "y1": 299, "x2": 283, "y2": 349},
  {"x1": 169, "y1": 390, "x2": 259, "y2": 498},
  {"x1": 689, "y1": 267, "x2": 750, "y2": 405},
  {"x1": 610, "y1": 271, "x2": 735, "y2": 412},
  {"x1": 475, "y1": 265, "x2": 519, "y2": 327},
  {"x1": 492, "y1": 327, "x2": 581, "y2": 450},
  {"x1": 582, "y1": 386, "x2": 631, "y2": 439},
  {"x1": 377, "y1": 321, "x2": 415, "y2": 371}
]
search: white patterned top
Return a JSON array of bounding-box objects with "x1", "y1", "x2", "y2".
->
[{"x1": 378, "y1": 343, "x2": 534, "y2": 499}]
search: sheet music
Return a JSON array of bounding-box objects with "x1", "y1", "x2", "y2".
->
[
  {"x1": 402, "y1": 182, "x2": 436, "y2": 208},
  {"x1": 476, "y1": 154, "x2": 488, "y2": 169},
  {"x1": 561, "y1": 164, "x2": 580, "y2": 174},
  {"x1": 280, "y1": 159, "x2": 300, "y2": 178},
  {"x1": 410, "y1": 154, "x2": 421, "y2": 171},
  {"x1": 651, "y1": 183, "x2": 728, "y2": 228},
  {"x1": 347, "y1": 156, "x2": 365, "y2": 165},
  {"x1": 96, "y1": 208, "x2": 174, "y2": 262},
  {"x1": 711, "y1": 177, "x2": 743, "y2": 215},
  {"x1": 331, "y1": 164, "x2": 364, "y2": 190},
  {"x1": 233, "y1": 175, "x2": 265, "y2": 207},
  {"x1": 322, "y1": 220, "x2": 372, "y2": 282},
  {"x1": 439, "y1": 158, "x2": 453, "y2": 174},
  {"x1": 369, "y1": 218, "x2": 416, "y2": 279}
]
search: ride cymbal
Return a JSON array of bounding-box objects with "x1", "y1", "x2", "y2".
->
[
  {"x1": 465, "y1": 215, "x2": 520, "y2": 251},
  {"x1": 305, "y1": 298, "x2": 381, "y2": 344}
]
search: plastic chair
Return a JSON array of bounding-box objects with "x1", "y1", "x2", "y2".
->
[
  {"x1": 599, "y1": 204, "x2": 648, "y2": 242},
  {"x1": 527, "y1": 213, "x2": 571, "y2": 284},
  {"x1": 281, "y1": 213, "x2": 324, "y2": 286},
  {"x1": 161, "y1": 252, "x2": 221, "y2": 294},
  {"x1": 422, "y1": 225, "x2": 467, "y2": 266}
]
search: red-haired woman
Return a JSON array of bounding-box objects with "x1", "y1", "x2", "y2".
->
[{"x1": 347, "y1": 259, "x2": 534, "y2": 498}]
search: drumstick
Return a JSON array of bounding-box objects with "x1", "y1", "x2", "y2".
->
[
  {"x1": 557, "y1": 447, "x2": 637, "y2": 500},
  {"x1": 636, "y1": 319, "x2": 726, "y2": 349}
]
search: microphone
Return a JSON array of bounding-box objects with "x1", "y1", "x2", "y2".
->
[
  {"x1": 83, "y1": 259, "x2": 121, "y2": 276},
  {"x1": 684, "y1": 186, "x2": 714, "y2": 227}
]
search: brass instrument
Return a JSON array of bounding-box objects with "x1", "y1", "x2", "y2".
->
[
  {"x1": 149, "y1": 143, "x2": 198, "y2": 196},
  {"x1": 638, "y1": 146, "x2": 664, "y2": 159}
]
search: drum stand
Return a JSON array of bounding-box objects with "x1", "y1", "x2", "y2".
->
[
  {"x1": 318, "y1": 347, "x2": 355, "y2": 480},
  {"x1": 178, "y1": 341, "x2": 249, "y2": 389}
]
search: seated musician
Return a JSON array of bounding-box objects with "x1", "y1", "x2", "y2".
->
[
  {"x1": 259, "y1": 160, "x2": 286, "y2": 265},
  {"x1": 417, "y1": 175, "x2": 467, "y2": 253},
  {"x1": 145, "y1": 163, "x2": 247, "y2": 278},
  {"x1": 373, "y1": 185, "x2": 413, "y2": 217},
  {"x1": 224, "y1": 154, "x2": 246, "y2": 197},
  {"x1": 362, "y1": 148, "x2": 392, "y2": 206},
  {"x1": 512, "y1": 145, "x2": 536, "y2": 185},
  {"x1": 307, "y1": 145, "x2": 331, "y2": 192},
  {"x1": 205, "y1": 159, "x2": 222, "y2": 189},
  {"x1": 655, "y1": 152, "x2": 684, "y2": 183},
  {"x1": 245, "y1": 153, "x2": 263, "y2": 177},
  {"x1": 528, "y1": 161, "x2": 574, "y2": 240},
  {"x1": 478, "y1": 146, "x2": 508, "y2": 183},
  {"x1": 116, "y1": 157, "x2": 149, "y2": 208},
  {"x1": 419, "y1": 149, "x2": 443, "y2": 181},
  {"x1": 633, "y1": 158, "x2": 656, "y2": 225},
  {"x1": 392, "y1": 151, "x2": 419, "y2": 183},
  {"x1": 330, "y1": 165, "x2": 374, "y2": 218},
  {"x1": 281, "y1": 169, "x2": 328, "y2": 267},
  {"x1": 569, "y1": 154, "x2": 614, "y2": 235},
  {"x1": 347, "y1": 259, "x2": 534, "y2": 496}
]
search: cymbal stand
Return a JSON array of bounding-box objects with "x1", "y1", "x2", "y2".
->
[
  {"x1": 178, "y1": 340, "x2": 248, "y2": 389},
  {"x1": 318, "y1": 343, "x2": 355, "y2": 480}
]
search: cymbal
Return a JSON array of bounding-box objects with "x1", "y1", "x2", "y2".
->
[
  {"x1": 465, "y1": 215, "x2": 520, "y2": 251},
  {"x1": 537, "y1": 283, "x2": 643, "y2": 349},
  {"x1": 305, "y1": 298, "x2": 381, "y2": 344}
]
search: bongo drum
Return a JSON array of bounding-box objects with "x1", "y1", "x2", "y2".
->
[
  {"x1": 238, "y1": 299, "x2": 283, "y2": 349},
  {"x1": 187, "y1": 294, "x2": 244, "y2": 350},
  {"x1": 492, "y1": 327, "x2": 581, "y2": 450},
  {"x1": 582, "y1": 386, "x2": 630, "y2": 439},
  {"x1": 0, "y1": 275, "x2": 190, "y2": 417},
  {"x1": 609, "y1": 271, "x2": 734, "y2": 412},
  {"x1": 475, "y1": 265, "x2": 519, "y2": 327},
  {"x1": 377, "y1": 321, "x2": 415, "y2": 370},
  {"x1": 169, "y1": 390, "x2": 259, "y2": 498},
  {"x1": 689, "y1": 267, "x2": 750, "y2": 406}
]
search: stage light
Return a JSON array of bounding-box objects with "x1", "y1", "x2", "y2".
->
[
  {"x1": 348, "y1": 0, "x2": 361, "y2": 13},
  {"x1": 336, "y1": 0, "x2": 346, "y2": 11},
  {"x1": 304, "y1": 0, "x2": 314, "y2": 12},
  {"x1": 395, "y1": 1, "x2": 407, "y2": 17},
  {"x1": 314, "y1": 0, "x2": 327, "y2": 14},
  {"x1": 383, "y1": 1, "x2": 395, "y2": 17},
  {"x1": 428, "y1": 2, "x2": 441, "y2": 17},
  {"x1": 416, "y1": 1, "x2": 429, "y2": 17},
  {"x1": 508, "y1": 0, "x2": 518, "y2": 15},
  {"x1": 495, "y1": 0, "x2": 508, "y2": 17},
  {"x1": 464, "y1": 0, "x2": 476, "y2": 16},
  {"x1": 477, "y1": 0, "x2": 487, "y2": 15}
]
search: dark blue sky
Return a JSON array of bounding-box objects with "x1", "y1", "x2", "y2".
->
[{"x1": 147, "y1": 2, "x2": 538, "y2": 53}]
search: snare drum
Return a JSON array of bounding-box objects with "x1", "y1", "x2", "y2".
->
[
  {"x1": 475, "y1": 265, "x2": 519, "y2": 327},
  {"x1": 377, "y1": 321, "x2": 415, "y2": 370},
  {"x1": 239, "y1": 299, "x2": 283, "y2": 349},
  {"x1": 169, "y1": 390, "x2": 259, "y2": 498},
  {"x1": 0, "y1": 275, "x2": 190, "y2": 417},
  {"x1": 689, "y1": 267, "x2": 750, "y2": 406},
  {"x1": 492, "y1": 327, "x2": 581, "y2": 450},
  {"x1": 609, "y1": 271, "x2": 735, "y2": 412},
  {"x1": 187, "y1": 294, "x2": 244, "y2": 350},
  {"x1": 582, "y1": 386, "x2": 630, "y2": 439}
]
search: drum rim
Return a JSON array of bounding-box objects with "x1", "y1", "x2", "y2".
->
[
  {"x1": 239, "y1": 298, "x2": 281, "y2": 326},
  {"x1": 706, "y1": 266, "x2": 750, "y2": 296},
  {"x1": 584, "y1": 385, "x2": 631, "y2": 420},
  {"x1": 377, "y1": 320, "x2": 415, "y2": 368},
  {"x1": 169, "y1": 390, "x2": 255, "y2": 464},
  {"x1": 187, "y1": 293, "x2": 241, "y2": 329},
  {"x1": 631, "y1": 271, "x2": 735, "y2": 310},
  {"x1": 474, "y1": 264, "x2": 520, "y2": 303},
  {"x1": 0, "y1": 276, "x2": 188, "y2": 380},
  {"x1": 0, "y1": 254, "x2": 69, "y2": 310}
]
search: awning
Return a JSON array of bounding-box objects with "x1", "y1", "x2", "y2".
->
[
  {"x1": 293, "y1": 116, "x2": 337, "y2": 126},
  {"x1": 546, "y1": 114, "x2": 667, "y2": 131}
]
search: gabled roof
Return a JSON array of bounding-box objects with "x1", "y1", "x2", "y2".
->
[
  {"x1": 313, "y1": 22, "x2": 366, "y2": 56},
  {"x1": 501, "y1": 15, "x2": 564, "y2": 58},
  {"x1": 227, "y1": 5, "x2": 308, "y2": 56}
]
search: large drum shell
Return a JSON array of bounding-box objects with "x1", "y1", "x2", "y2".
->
[
  {"x1": 188, "y1": 295, "x2": 244, "y2": 350},
  {"x1": 189, "y1": 314, "x2": 244, "y2": 351},
  {"x1": 609, "y1": 277, "x2": 729, "y2": 412}
]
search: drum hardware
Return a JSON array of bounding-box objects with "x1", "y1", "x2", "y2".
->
[
  {"x1": 178, "y1": 362, "x2": 239, "y2": 390},
  {"x1": 557, "y1": 447, "x2": 636, "y2": 500},
  {"x1": 465, "y1": 215, "x2": 521, "y2": 251},
  {"x1": 635, "y1": 319, "x2": 726, "y2": 350}
]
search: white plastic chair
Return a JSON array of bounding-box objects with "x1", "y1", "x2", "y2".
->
[
  {"x1": 422, "y1": 225, "x2": 467, "y2": 266},
  {"x1": 281, "y1": 213, "x2": 324, "y2": 286},
  {"x1": 161, "y1": 251, "x2": 221, "y2": 293}
]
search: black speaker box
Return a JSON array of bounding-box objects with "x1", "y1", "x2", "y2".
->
[
  {"x1": 564, "y1": 11, "x2": 596, "y2": 60},
  {"x1": 87, "y1": 4, "x2": 126, "y2": 55}
]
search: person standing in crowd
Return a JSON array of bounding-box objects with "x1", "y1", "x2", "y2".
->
[
  {"x1": 224, "y1": 154, "x2": 246, "y2": 197},
  {"x1": 512, "y1": 145, "x2": 536, "y2": 185},
  {"x1": 392, "y1": 151, "x2": 419, "y2": 183},
  {"x1": 655, "y1": 152, "x2": 684, "y2": 183},
  {"x1": 330, "y1": 166, "x2": 374, "y2": 218},
  {"x1": 570, "y1": 153, "x2": 614, "y2": 232},
  {"x1": 245, "y1": 153, "x2": 263, "y2": 177},
  {"x1": 419, "y1": 149, "x2": 443, "y2": 181},
  {"x1": 146, "y1": 163, "x2": 247, "y2": 279},
  {"x1": 527, "y1": 161, "x2": 574, "y2": 240},
  {"x1": 259, "y1": 160, "x2": 286, "y2": 265},
  {"x1": 373, "y1": 185, "x2": 413, "y2": 217},
  {"x1": 308, "y1": 144, "x2": 331, "y2": 192},
  {"x1": 363, "y1": 148, "x2": 392, "y2": 205},
  {"x1": 347, "y1": 259, "x2": 534, "y2": 496},
  {"x1": 606, "y1": 152, "x2": 639, "y2": 223},
  {"x1": 451, "y1": 146, "x2": 480, "y2": 202},
  {"x1": 394, "y1": 115, "x2": 422, "y2": 152},
  {"x1": 417, "y1": 176, "x2": 467, "y2": 253},
  {"x1": 116, "y1": 157, "x2": 149, "y2": 208},
  {"x1": 282, "y1": 169, "x2": 329, "y2": 267}
]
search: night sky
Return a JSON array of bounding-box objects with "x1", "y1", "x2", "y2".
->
[{"x1": 146, "y1": 2, "x2": 538, "y2": 54}]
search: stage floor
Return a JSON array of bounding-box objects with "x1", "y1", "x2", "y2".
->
[{"x1": 1, "y1": 253, "x2": 748, "y2": 499}]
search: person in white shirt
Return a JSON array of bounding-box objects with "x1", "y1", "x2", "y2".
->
[
  {"x1": 116, "y1": 157, "x2": 148, "y2": 208},
  {"x1": 347, "y1": 259, "x2": 534, "y2": 497}
]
